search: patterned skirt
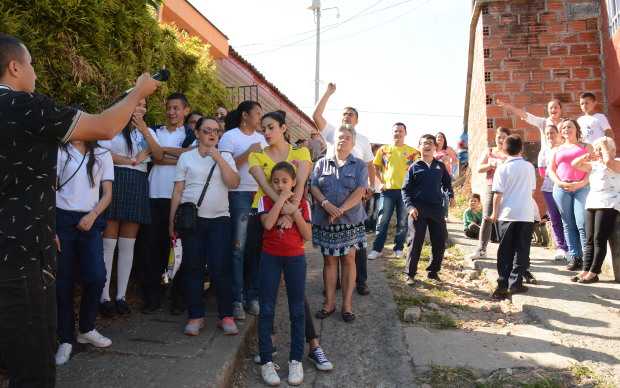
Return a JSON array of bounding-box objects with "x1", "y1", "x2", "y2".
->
[
  {"x1": 312, "y1": 223, "x2": 367, "y2": 257},
  {"x1": 106, "y1": 167, "x2": 151, "y2": 224}
]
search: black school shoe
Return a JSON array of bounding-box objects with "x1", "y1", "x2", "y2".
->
[
  {"x1": 509, "y1": 284, "x2": 529, "y2": 295},
  {"x1": 524, "y1": 271, "x2": 537, "y2": 284},
  {"x1": 116, "y1": 299, "x2": 131, "y2": 315},
  {"x1": 99, "y1": 301, "x2": 116, "y2": 318},
  {"x1": 427, "y1": 272, "x2": 441, "y2": 282},
  {"x1": 491, "y1": 288, "x2": 510, "y2": 300},
  {"x1": 356, "y1": 284, "x2": 370, "y2": 295}
]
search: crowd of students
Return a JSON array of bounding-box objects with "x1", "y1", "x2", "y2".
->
[{"x1": 464, "y1": 92, "x2": 619, "y2": 299}]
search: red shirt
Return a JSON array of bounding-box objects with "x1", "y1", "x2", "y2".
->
[{"x1": 258, "y1": 196, "x2": 311, "y2": 257}]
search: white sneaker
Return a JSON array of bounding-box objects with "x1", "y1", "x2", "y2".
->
[
  {"x1": 288, "y1": 360, "x2": 304, "y2": 386},
  {"x1": 367, "y1": 250, "x2": 381, "y2": 260},
  {"x1": 394, "y1": 250, "x2": 404, "y2": 258},
  {"x1": 77, "y1": 329, "x2": 112, "y2": 348},
  {"x1": 467, "y1": 249, "x2": 486, "y2": 260},
  {"x1": 261, "y1": 362, "x2": 281, "y2": 386},
  {"x1": 55, "y1": 343, "x2": 72, "y2": 365},
  {"x1": 554, "y1": 249, "x2": 567, "y2": 261}
]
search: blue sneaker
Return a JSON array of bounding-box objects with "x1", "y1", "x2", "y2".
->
[{"x1": 309, "y1": 347, "x2": 333, "y2": 371}]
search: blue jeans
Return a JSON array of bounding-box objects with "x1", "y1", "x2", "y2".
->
[
  {"x1": 181, "y1": 217, "x2": 233, "y2": 319},
  {"x1": 229, "y1": 191, "x2": 255, "y2": 304},
  {"x1": 553, "y1": 185, "x2": 589, "y2": 261},
  {"x1": 372, "y1": 189, "x2": 408, "y2": 252},
  {"x1": 259, "y1": 253, "x2": 306, "y2": 363},
  {"x1": 55, "y1": 208, "x2": 107, "y2": 344}
]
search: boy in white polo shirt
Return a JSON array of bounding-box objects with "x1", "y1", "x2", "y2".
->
[
  {"x1": 577, "y1": 92, "x2": 614, "y2": 144},
  {"x1": 489, "y1": 135, "x2": 537, "y2": 300}
]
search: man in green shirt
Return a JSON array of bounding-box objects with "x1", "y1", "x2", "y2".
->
[{"x1": 463, "y1": 194, "x2": 483, "y2": 239}]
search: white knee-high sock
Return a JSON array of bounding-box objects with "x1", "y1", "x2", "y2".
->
[
  {"x1": 101, "y1": 238, "x2": 118, "y2": 303},
  {"x1": 116, "y1": 237, "x2": 136, "y2": 301}
]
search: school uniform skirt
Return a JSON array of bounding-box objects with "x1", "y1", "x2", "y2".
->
[
  {"x1": 312, "y1": 223, "x2": 367, "y2": 256},
  {"x1": 106, "y1": 167, "x2": 151, "y2": 224}
]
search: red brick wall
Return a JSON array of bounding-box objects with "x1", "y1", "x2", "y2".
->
[{"x1": 469, "y1": 0, "x2": 605, "y2": 212}]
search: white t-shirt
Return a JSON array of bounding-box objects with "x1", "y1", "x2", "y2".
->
[
  {"x1": 491, "y1": 156, "x2": 536, "y2": 222},
  {"x1": 321, "y1": 122, "x2": 374, "y2": 163},
  {"x1": 577, "y1": 113, "x2": 611, "y2": 144},
  {"x1": 175, "y1": 149, "x2": 237, "y2": 218},
  {"x1": 56, "y1": 144, "x2": 114, "y2": 212},
  {"x1": 98, "y1": 128, "x2": 159, "y2": 173},
  {"x1": 149, "y1": 126, "x2": 187, "y2": 199},
  {"x1": 218, "y1": 127, "x2": 268, "y2": 192},
  {"x1": 586, "y1": 162, "x2": 620, "y2": 211}
]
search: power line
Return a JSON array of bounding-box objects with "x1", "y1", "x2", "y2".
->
[{"x1": 300, "y1": 107, "x2": 463, "y2": 118}]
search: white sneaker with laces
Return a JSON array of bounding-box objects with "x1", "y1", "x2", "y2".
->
[
  {"x1": 55, "y1": 343, "x2": 72, "y2": 365},
  {"x1": 261, "y1": 362, "x2": 281, "y2": 386},
  {"x1": 288, "y1": 360, "x2": 304, "y2": 386},
  {"x1": 394, "y1": 250, "x2": 404, "y2": 258},
  {"x1": 467, "y1": 248, "x2": 486, "y2": 260},
  {"x1": 77, "y1": 329, "x2": 112, "y2": 348},
  {"x1": 367, "y1": 250, "x2": 381, "y2": 260},
  {"x1": 554, "y1": 249, "x2": 567, "y2": 261}
]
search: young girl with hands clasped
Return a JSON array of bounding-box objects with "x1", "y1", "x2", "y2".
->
[{"x1": 257, "y1": 162, "x2": 312, "y2": 387}]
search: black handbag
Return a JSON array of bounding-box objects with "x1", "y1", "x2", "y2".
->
[{"x1": 174, "y1": 162, "x2": 217, "y2": 233}]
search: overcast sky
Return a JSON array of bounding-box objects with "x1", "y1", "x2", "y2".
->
[{"x1": 191, "y1": 0, "x2": 471, "y2": 146}]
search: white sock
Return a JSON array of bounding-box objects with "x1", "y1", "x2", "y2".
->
[
  {"x1": 101, "y1": 238, "x2": 117, "y2": 303},
  {"x1": 116, "y1": 237, "x2": 136, "y2": 301}
]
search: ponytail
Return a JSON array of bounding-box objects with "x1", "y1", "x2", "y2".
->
[{"x1": 225, "y1": 100, "x2": 261, "y2": 130}]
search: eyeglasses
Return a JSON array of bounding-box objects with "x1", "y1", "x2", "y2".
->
[{"x1": 200, "y1": 127, "x2": 219, "y2": 135}]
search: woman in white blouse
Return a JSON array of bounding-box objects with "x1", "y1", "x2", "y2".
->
[
  {"x1": 55, "y1": 140, "x2": 114, "y2": 365},
  {"x1": 169, "y1": 117, "x2": 240, "y2": 336}
]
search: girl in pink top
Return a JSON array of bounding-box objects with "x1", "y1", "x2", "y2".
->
[{"x1": 548, "y1": 119, "x2": 592, "y2": 271}]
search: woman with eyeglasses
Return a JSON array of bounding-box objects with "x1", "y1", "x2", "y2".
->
[{"x1": 169, "y1": 117, "x2": 240, "y2": 336}]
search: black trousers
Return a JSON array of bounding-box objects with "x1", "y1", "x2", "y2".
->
[
  {"x1": 355, "y1": 247, "x2": 368, "y2": 288},
  {"x1": 496, "y1": 221, "x2": 533, "y2": 289},
  {"x1": 0, "y1": 262, "x2": 56, "y2": 388},
  {"x1": 583, "y1": 208, "x2": 618, "y2": 274},
  {"x1": 139, "y1": 198, "x2": 183, "y2": 307},
  {"x1": 405, "y1": 206, "x2": 447, "y2": 277}
]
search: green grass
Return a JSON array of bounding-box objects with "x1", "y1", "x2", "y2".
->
[{"x1": 422, "y1": 311, "x2": 458, "y2": 329}]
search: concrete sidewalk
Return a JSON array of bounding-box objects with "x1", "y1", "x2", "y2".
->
[
  {"x1": 452, "y1": 221, "x2": 620, "y2": 384},
  {"x1": 56, "y1": 294, "x2": 256, "y2": 388},
  {"x1": 238, "y1": 244, "x2": 415, "y2": 387}
]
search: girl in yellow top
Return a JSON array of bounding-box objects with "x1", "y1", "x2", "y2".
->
[
  {"x1": 247, "y1": 111, "x2": 334, "y2": 372},
  {"x1": 368, "y1": 122, "x2": 419, "y2": 259}
]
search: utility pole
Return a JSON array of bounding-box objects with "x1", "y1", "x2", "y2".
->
[{"x1": 309, "y1": 0, "x2": 338, "y2": 104}]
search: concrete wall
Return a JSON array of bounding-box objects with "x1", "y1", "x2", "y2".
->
[{"x1": 468, "y1": 16, "x2": 489, "y2": 197}]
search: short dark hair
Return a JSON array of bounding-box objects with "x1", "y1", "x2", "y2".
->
[
  {"x1": 166, "y1": 92, "x2": 189, "y2": 107},
  {"x1": 271, "y1": 161, "x2": 296, "y2": 181},
  {"x1": 471, "y1": 193, "x2": 481, "y2": 201},
  {"x1": 393, "y1": 122, "x2": 407, "y2": 131},
  {"x1": 496, "y1": 126, "x2": 511, "y2": 136},
  {"x1": 184, "y1": 111, "x2": 203, "y2": 125},
  {"x1": 419, "y1": 134, "x2": 437, "y2": 146},
  {"x1": 0, "y1": 34, "x2": 26, "y2": 78},
  {"x1": 343, "y1": 106, "x2": 359, "y2": 118},
  {"x1": 504, "y1": 135, "x2": 523, "y2": 156},
  {"x1": 580, "y1": 92, "x2": 596, "y2": 101}
]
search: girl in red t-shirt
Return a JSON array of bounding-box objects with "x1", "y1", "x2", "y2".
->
[{"x1": 257, "y1": 161, "x2": 312, "y2": 386}]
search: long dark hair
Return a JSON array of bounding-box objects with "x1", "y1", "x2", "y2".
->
[
  {"x1": 59, "y1": 141, "x2": 101, "y2": 188},
  {"x1": 109, "y1": 93, "x2": 147, "y2": 157},
  {"x1": 225, "y1": 100, "x2": 262, "y2": 131},
  {"x1": 436, "y1": 131, "x2": 448, "y2": 150}
]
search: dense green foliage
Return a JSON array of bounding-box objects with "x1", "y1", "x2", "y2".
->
[{"x1": 0, "y1": 0, "x2": 230, "y2": 123}]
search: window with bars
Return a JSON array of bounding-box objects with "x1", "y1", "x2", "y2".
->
[
  {"x1": 483, "y1": 26, "x2": 490, "y2": 36},
  {"x1": 484, "y1": 72, "x2": 491, "y2": 82},
  {"x1": 607, "y1": 0, "x2": 620, "y2": 35},
  {"x1": 484, "y1": 48, "x2": 491, "y2": 58},
  {"x1": 481, "y1": 5, "x2": 489, "y2": 15},
  {"x1": 487, "y1": 118, "x2": 494, "y2": 129},
  {"x1": 486, "y1": 95, "x2": 493, "y2": 105}
]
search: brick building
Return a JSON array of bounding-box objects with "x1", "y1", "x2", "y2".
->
[
  {"x1": 464, "y1": 0, "x2": 620, "y2": 276},
  {"x1": 463, "y1": 0, "x2": 620, "y2": 203},
  {"x1": 158, "y1": 0, "x2": 315, "y2": 142}
]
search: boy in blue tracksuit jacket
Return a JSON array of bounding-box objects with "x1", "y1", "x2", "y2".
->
[{"x1": 401, "y1": 134, "x2": 454, "y2": 284}]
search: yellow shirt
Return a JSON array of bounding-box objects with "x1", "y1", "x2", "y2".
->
[
  {"x1": 373, "y1": 144, "x2": 420, "y2": 190},
  {"x1": 248, "y1": 145, "x2": 311, "y2": 208}
]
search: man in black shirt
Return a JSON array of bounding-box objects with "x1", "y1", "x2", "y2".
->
[{"x1": 0, "y1": 34, "x2": 160, "y2": 387}]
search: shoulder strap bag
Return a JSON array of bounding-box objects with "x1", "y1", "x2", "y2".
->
[{"x1": 174, "y1": 160, "x2": 217, "y2": 233}]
